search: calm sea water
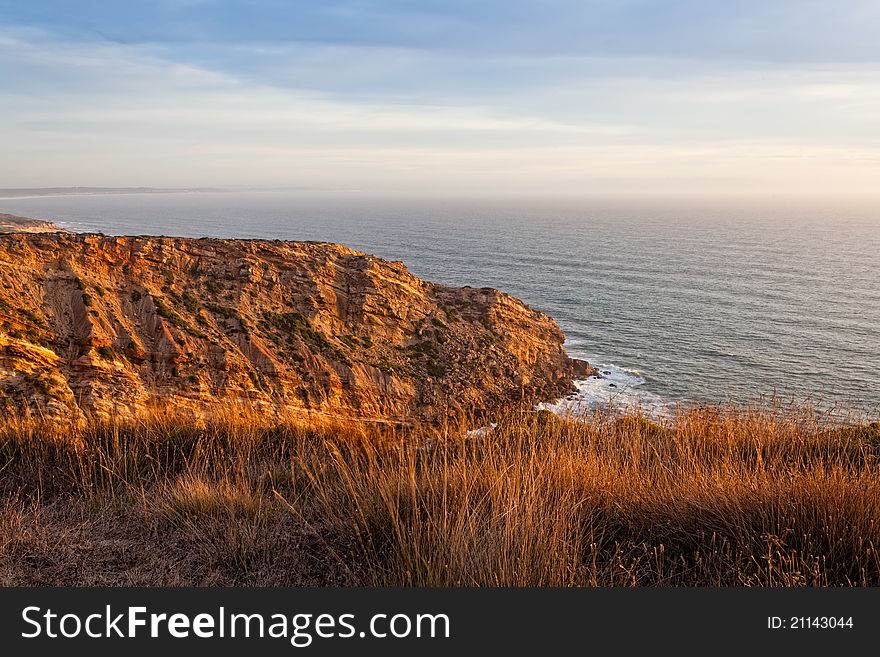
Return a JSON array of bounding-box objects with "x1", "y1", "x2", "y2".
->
[{"x1": 2, "y1": 191, "x2": 878, "y2": 416}]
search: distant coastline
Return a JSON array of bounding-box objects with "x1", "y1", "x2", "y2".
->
[
  {"x1": 0, "y1": 212, "x2": 64, "y2": 234},
  {"x1": 0, "y1": 187, "x2": 221, "y2": 200},
  {"x1": 0, "y1": 186, "x2": 339, "y2": 200}
]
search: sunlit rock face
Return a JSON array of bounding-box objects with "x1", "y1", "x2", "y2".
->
[{"x1": 0, "y1": 232, "x2": 590, "y2": 422}]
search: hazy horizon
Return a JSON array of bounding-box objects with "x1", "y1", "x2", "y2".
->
[
  {"x1": 2, "y1": 1, "x2": 880, "y2": 197},
  {"x1": 2, "y1": 186, "x2": 880, "y2": 234}
]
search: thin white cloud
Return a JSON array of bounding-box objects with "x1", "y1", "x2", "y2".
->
[{"x1": 1, "y1": 30, "x2": 880, "y2": 195}]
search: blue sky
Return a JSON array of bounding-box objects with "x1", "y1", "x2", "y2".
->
[{"x1": 2, "y1": 1, "x2": 879, "y2": 194}]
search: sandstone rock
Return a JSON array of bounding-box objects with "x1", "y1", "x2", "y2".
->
[{"x1": 0, "y1": 232, "x2": 589, "y2": 422}]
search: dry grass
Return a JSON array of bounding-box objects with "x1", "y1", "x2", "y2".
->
[{"x1": 1, "y1": 403, "x2": 879, "y2": 586}]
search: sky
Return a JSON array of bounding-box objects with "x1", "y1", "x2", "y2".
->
[{"x1": 1, "y1": 0, "x2": 879, "y2": 196}]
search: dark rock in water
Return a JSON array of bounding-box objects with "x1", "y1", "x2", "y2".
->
[
  {"x1": 608, "y1": 383, "x2": 617, "y2": 388},
  {"x1": 570, "y1": 357, "x2": 600, "y2": 378},
  {"x1": 602, "y1": 370, "x2": 611, "y2": 375}
]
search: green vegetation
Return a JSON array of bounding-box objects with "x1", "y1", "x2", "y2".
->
[
  {"x1": 205, "y1": 303, "x2": 249, "y2": 338},
  {"x1": 182, "y1": 291, "x2": 199, "y2": 313},
  {"x1": 96, "y1": 345, "x2": 116, "y2": 361},
  {"x1": 406, "y1": 339, "x2": 447, "y2": 377},
  {"x1": 823, "y1": 422, "x2": 880, "y2": 450},
  {"x1": 206, "y1": 302, "x2": 238, "y2": 320},
  {"x1": 17, "y1": 307, "x2": 44, "y2": 328},
  {"x1": 154, "y1": 297, "x2": 184, "y2": 325},
  {"x1": 265, "y1": 312, "x2": 348, "y2": 363},
  {"x1": 154, "y1": 297, "x2": 205, "y2": 338}
]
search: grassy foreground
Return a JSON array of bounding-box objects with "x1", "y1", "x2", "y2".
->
[{"x1": 1, "y1": 404, "x2": 879, "y2": 586}]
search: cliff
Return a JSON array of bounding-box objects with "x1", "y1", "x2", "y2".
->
[
  {"x1": 0, "y1": 232, "x2": 593, "y2": 422},
  {"x1": 0, "y1": 213, "x2": 62, "y2": 234}
]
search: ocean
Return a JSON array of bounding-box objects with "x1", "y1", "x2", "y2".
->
[{"x1": 2, "y1": 191, "x2": 878, "y2": 417}]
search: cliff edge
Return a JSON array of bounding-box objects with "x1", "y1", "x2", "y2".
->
[{"x1": 0, "y1": 232, "x2": 593, "y2": 422}]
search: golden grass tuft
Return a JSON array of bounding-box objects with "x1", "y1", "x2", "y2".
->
[
  {"x1": 0, "y1": 402, "x2": 878, "y2": 586},
  {"x1": 161, "y1": 475, "x2": 263, "y2": 522}
]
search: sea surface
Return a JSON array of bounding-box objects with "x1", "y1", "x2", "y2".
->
[{"x1": 2, "y1": 191, "x2": 878, "y2": 417}]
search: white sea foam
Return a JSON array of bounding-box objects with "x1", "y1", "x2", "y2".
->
[{"x1": 537, "y1": 361, "x2": 670, "y2": 419}]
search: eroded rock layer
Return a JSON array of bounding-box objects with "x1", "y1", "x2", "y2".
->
[{"x1": 0, "y1": 232, "x2": 592, "y2": 421}]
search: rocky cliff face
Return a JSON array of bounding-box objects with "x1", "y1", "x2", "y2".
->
[{"x1": 0, "y1": 232, "x2": 592, "y2": 422}]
